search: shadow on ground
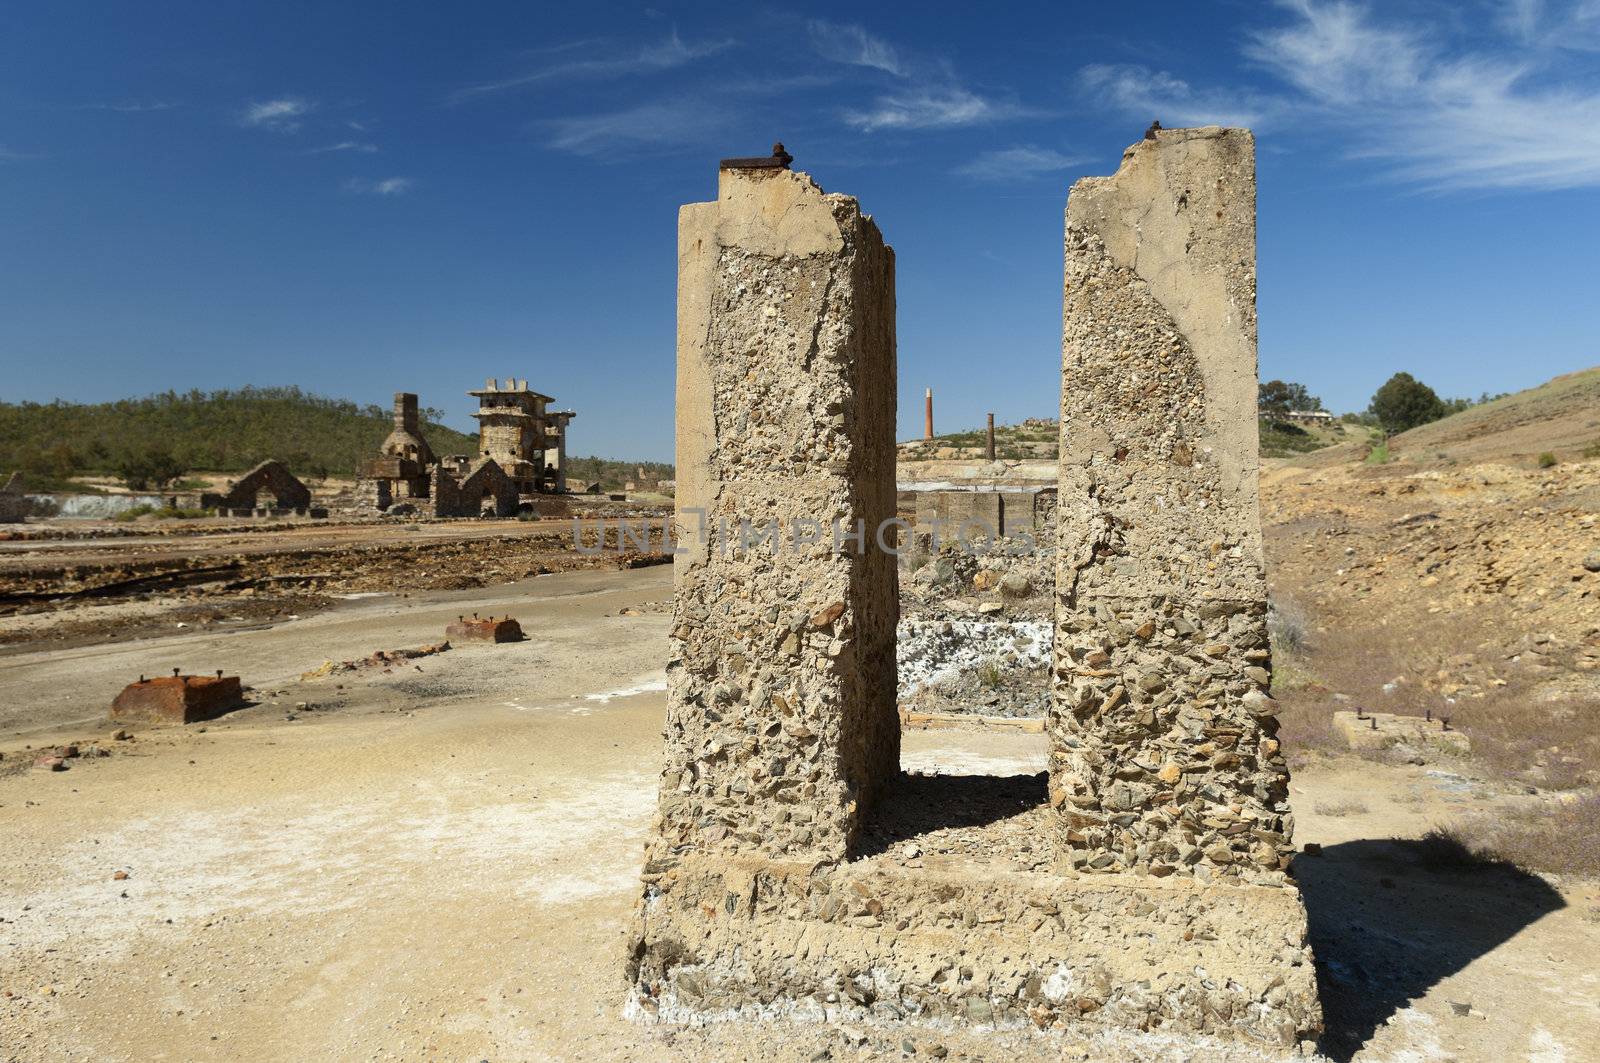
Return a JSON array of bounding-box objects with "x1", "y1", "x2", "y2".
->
[
  {"x1": 1298, "y1": 837, "x2": 1565, "y2": 1061},
  {"x1": 853, "y1": 770, "x2": 1047, "y2": 858}
]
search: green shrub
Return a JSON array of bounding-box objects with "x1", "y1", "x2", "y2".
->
[{"x1": 1537, "y1": 451, "x2": 1558, "y2": 468}]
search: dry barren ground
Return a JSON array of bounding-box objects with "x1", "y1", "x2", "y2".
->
[{"x1": 3, "y1": 567, "x2": 1598, "y2": 1062}]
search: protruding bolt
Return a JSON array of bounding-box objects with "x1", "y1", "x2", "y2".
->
[
  {"x1": 139, "y1": 674, "x2": 146, "y2": 683},
  {"x1": 216, "y1": 669, "x2": 223, "y2": 678},
  {"x1": 1426, "y1": 708, "x2": 1432, "y2": 722},
  {"x1": 1441, "y1": 716, "x2": 1451, "y2": 731},
  {"x1": 1370, "y1": 717, "x2": 1378, "y2": 730},
  {"x1": 1356, "y1": 706, "x2": 1366, "y2": 719},
  {"x1": 172, "y1": 667, "x2": 181, "y2": 677}
]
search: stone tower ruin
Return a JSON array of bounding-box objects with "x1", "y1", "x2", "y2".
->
[{"x1": 469, "y1": 378, "x2": 576, "y2": 495}]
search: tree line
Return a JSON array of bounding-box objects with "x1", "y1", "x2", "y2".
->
[
  {"x1": 0, "y1": 387, "x2": 477, "y2": 490},
  {"x1": 1260, "y1": 374, "x2": 1507, "y2": 436},
  {"x1": 0, "y1": 386, "x2": 676, "y2": 494}
]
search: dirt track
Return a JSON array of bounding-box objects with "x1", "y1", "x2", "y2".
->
[{"x1": 2, "y1": 566, "x2": 1598, "y2": 1062}]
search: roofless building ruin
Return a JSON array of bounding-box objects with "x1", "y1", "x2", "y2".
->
[{"x1": 358, "y1": 381, "x2": 575, "y2": 515}]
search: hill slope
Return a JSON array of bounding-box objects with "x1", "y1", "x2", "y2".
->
[
  {"x1": 0, "y1": 387, "x2": 674, "y2": 491},
  {"x1": 0, "y1": 388, "x2": 477, "y2": 484},
  {"x1": 1385, "y1": 365, "x2": 1600, "y2": 464}
]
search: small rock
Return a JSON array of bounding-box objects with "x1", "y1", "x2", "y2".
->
[
  {"x1": 34, "y1": 756, "x2": 66, "y2": 772},
  {"x1": 112, "y1": 871, "x2": 129, "y2": 881},
  {"x1": 998, "y1": 571, "x2": 1032, "y2": 597}
]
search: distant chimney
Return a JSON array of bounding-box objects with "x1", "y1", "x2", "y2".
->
[
  {"x1": 394, "y1": 392, "x2": 420, "y2": 432},
  {"x1": 924, "y1": 388, "x2": 934, "y2": 441}
]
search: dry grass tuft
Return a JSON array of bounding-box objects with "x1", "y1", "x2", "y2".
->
[
  {"x1": 1423, "y1": 797, "x2": 1600, "y2": 878},
  {"x1": 1314, "y1": 798, "x2": 1370, "y2": 817}
]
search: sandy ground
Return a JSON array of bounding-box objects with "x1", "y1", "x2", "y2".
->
[{"x1": 3, "y1": 567, "x2": 1599, "y2": 1062}]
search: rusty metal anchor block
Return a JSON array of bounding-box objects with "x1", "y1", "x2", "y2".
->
[
  {"x1": 445, "y1": 613, "x2": 523, "y2": 643},
  {"x1": 111, "y1": 670, "x2": 245, "y2": 725}
]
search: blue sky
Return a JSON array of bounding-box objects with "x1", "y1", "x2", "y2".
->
[{"x1": 3, "y1": 1, "x2": 1598, "y2": 462}]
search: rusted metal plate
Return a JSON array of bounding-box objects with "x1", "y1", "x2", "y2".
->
[{"x1": 719, "y1": 142, "x2": 793, "y2": 171}]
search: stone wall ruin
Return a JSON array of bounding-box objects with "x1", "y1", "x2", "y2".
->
[
  {"x1": 200, "y1": 459, "x2": 314, "y2": 515},
  {"x1": 625, "y1": 133, "x2": 1320, "y2": 1049}
]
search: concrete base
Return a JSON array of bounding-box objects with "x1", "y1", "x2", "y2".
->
[
  {"x1": 1333, "y1": 711, "x2": 1470, "y2": 756},
  {"x1": 625, "y1": 851, "x2": 1321, "y2": 1049},
  {"x1": 110, "y1": 675, "x2": 244, "y2": 725}
]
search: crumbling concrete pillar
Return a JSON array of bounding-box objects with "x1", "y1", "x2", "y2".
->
[
  {"x1": 654, "y1": 155, "x2": 899, "y2": 862},
  {"x1": 1052, "y1": 127, "x2": 1294, "y2": 882}
]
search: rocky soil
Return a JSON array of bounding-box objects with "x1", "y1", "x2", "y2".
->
[{"x1": 0, "y1": 517, "x2": 670, "y2": 652}]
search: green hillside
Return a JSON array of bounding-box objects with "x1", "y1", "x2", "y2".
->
[
  {"x1": 0, "y1": 387, "x2": 673, "y2": 492},
  {"x1": 0, "y1": 387, "x2": 476, "y2": 487}
]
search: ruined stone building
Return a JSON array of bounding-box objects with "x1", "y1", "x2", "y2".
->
[
  {"x1": 626, "y1": 132, "x2": 1321, "y2": 1048},
  {"x1": 356, "y1": 384, "x2": 575, "y2": 516},
  {"x1": 200, "y1": 459, "x2": 317, "y2": 516},
  {"x1": 362, "y1": 392, "x2": 437, "y2": 507},
  {"x1": 469, "y1": 378, "x2": 575, "y2": 495}
]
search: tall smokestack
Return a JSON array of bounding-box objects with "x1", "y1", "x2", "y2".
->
[
  {"x1": 924, "y1": 388, "x2": 934, "y2": 441},
  {"x1": 986, "y1": 412, "x2": 996, "y2": 460},
  {"x1": 394, "y1": 392, "x2": 419, "y2": 432}
]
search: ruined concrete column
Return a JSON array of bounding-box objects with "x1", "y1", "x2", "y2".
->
[
  {"x1": 985, "y1": 412, "x2": 996, "y2": 460},
  {"x1": 651, "y1": 158, "x2": 899, "y2": 864},
  {"x1": 923, "y1": 388, "x2": 933, "y2": 440},
  {"x1": 1052, "y1": 127, "x2": 1293, "y2": 882}
]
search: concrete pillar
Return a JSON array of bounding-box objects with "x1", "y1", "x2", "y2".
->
[
  {"x1": 985, "y1": 412, "x2": 996, "y2": 460},
  {"x1": 655, "y1": 157, "x2": 899, "y2": 863},
  {"x1": 1052, "y1": 127, "x2": 1293, "y2": 883},
  {"x1": 923, "y1": 387, "x2": 933, "y2": 440}
]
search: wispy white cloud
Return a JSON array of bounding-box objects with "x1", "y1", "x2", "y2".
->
[
  {"x1": 344, "y1": 176, "x2": 414, "y2": 195},
  {"x1": 242, "y1": 97, "x2": 312, "y2": 132},
  {"x1": 307, "y1": 141, "x2": 378, "y2": 154},
  {"x1": 453, "y1": 30, "x2": 733, "y2": 101},
  {"x1": 1078, "y1": 64, "x2": 1271, "y2": 128},
  {"x1": 956, "y1": 145, "x2": 1081, "y2": 181},
  {"x1": 80, "y1": 99, "x2": 178, "y2": 113},
  {"x1": 1082, "y1": 0, "x2": 1600, "y2": 191},
  {"x1": 810, "y1": 23, "x2": 1034, "y2": 134},
  {"x1": 1248, "y1": 0, "x2": 1600, "y2": 189},
  {"x1": 1497, "y1": 0, "x2": 1600, "y2": 50},
  {"x1": 545, "y1": 99, "x2": 724, "y2": 157},
  {"x1": 844, "y1": 87, "x2": 1032, "y2": 132},
  {"x1": 0, "y1": 145, "x2": 39, "y2": 161},
  {"x1": 806, "y1": 20, "x2": 902, "y2": 76}
]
